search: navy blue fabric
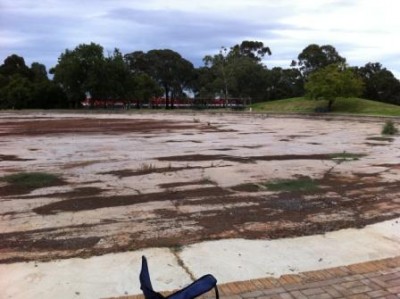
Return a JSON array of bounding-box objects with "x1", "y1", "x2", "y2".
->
[
  {"x1": 139, "y1": 256, "x2": 219, "y2": 299},
  {"x1": 140, "y1": 256, "x2": 164, "y2": 299}
]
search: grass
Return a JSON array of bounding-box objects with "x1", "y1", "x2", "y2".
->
[
  {"x1": 1, "y1": 172, "x2": 63, "y2": 189},
  {"x1": 329, "y1": 152, "x2": 366, "y2": 162},
  {"x1": 251, "y1": 97, "x2": 400, "y2": 116},
  {"x1": 264, "y1": 177, "x2": 319, "y2": 192}
]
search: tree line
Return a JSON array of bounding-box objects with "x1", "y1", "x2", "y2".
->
[{"x1": 1, "y1": 41, "x2": 400, "y2": 109}]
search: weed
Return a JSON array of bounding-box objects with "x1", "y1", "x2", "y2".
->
[
  {"x1": 1, "y1": 172, "x2": 63, "y2": 189},
  {"x1": 264, "y1": 177, "x2": 319, "y2": 192},
  {"x1": 329, "y1": 151, "x2": 365, "y2": 162},
  {"x1": 139, "y1": 163, "x2": 156, "y2": 172},
  {"x1": 382, "y1": 120, "x2": 398, "y2": 135}
]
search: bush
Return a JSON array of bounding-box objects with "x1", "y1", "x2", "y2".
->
[{"x1": 382, "y1": 120, "x2": 398, "y2": 135}]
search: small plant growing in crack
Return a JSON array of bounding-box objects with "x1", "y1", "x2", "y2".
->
[
  {"x1": 139, "y1": 163, "x2": 156, "y2": 172},
  {"x1": 382, "y1": 120, "x2": 398, "y2": 135}
]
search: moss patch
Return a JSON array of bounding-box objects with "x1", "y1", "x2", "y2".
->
[{"x1": 0, "y1": 172, "x2": 65, "y2": 196}]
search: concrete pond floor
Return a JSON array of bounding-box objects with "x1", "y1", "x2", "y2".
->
[{"x1": 0, "y1": 111, "x2": 399, "y2": 298}]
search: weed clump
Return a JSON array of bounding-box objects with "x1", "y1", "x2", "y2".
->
[
  {"x1": 382, "y1": 120, "x2": 398, "y2": 135},
  {"x1": 1, "y1": 172, "x2": 64, "y2": 189}
]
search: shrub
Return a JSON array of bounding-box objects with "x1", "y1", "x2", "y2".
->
[{"x1": 382, "y1": 120, "x2": 398, "y2": 135}]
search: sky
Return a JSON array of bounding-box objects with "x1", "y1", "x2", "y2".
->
[{"x1": 1, "y1": 0, "x2": 400, "y2": 78}]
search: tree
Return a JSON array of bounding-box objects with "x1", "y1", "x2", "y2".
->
[
  {"x1": 30, "y1": 62, "x2": 48, "y2": 82},
  {"x1": 126, "y1": 49, "x2": 194, "y2": 108},
  {"x1": 51, "y1": 43, "x2": 107, "y2": 107},
  {"x1": 51, "y1": 43, "x2": 136, "y2": 108},
  {"x1": 265, "y1": 67, "x2": 304, "y2": 100},
  {"x1": 356, "y1": 62, "x2": 400, "y2": 105},
  {"x1": 294, "y1": 44, "x2": 346, "y2": 78},
  {"x1": 200, "y1": 41, "x2": 271, "y2": 102},
  {"x1": 0, "y1": 54, "x2": 68, "y2": 109},
  {"x1": 229, "y1": 40, "x2": 271, "y2": 62},
  {"x1": 305, "y1": 64, "x2": 364, "y2": 111},
  {"x1": 0, "y1": 54, "x2": 32, "y2": 80}
]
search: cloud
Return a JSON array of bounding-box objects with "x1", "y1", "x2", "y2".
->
[{"x1": 1, "y1": 0, "x2": 400, "y2": 78}]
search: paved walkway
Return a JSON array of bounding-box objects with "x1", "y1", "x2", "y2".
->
[{"x1": 112, "y1": 256, "x2": 400, "y2": 299}]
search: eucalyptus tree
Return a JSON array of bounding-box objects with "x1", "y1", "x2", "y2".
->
[
  {"x1": 125, "y1": 49, "x2": 195, "y2": 108},
  {"x1": 293, "y1": 44, "x2": 346, "y2": 78},
  {"x1": 201, "y1": 40, "x2": 271, "y2": 102}
]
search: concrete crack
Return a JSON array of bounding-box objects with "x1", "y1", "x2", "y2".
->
[{"x1": 170, "y1": 248, "x2": 196, "y2": 281}]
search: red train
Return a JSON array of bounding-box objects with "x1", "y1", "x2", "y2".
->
[{"x1": 81, "y1": 97, "x2": 249, "y2": 109}]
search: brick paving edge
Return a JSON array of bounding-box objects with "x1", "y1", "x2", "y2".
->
[{"x1": 106, "y1": 256, "x2": 400, "y2": 299}]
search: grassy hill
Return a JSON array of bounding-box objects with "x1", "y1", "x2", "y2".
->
[{"x1": 251, "y1": 97, "x2": 400, "y2": 116}]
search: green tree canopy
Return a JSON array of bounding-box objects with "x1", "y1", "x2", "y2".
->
[
  {"x1": 200, "y1": 40, "x2": 271, "y2": 102},
  {"x1": 305, "y1": 64, "x2": 364, "y2": 111},
  {"x1": 356, "y1": 62, "x2": 400, "y2": 105},
  {"x1": 51, "y1": 43, "x2": 134, "y2": 108},
  {"x1": 125, "y1": 49, "x2": 195, "y2": 108},
  {"x1": 0, "y1": 54, "x2": 67, "y2": 109},
  {"x1": 294, "y1": 44, "x2": 346, "y2": 78}
]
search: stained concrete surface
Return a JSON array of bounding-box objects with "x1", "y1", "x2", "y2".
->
[
  {"x1": 0, "y1": 112, "x2": 399, "y2": 298},
  {"x1": 0, "y1": 218, "x2": 399, "y2": 299}
]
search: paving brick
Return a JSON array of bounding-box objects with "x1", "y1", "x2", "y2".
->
[
  {"x1": 308, "y1": 293, "x2": 332, "y2": 299},
  {"x1": 259, "y1": 278, "x2": 280, "y2": 289},
  {"x1": 241, "y1": 290, "x2": 264, "y2": 298},
  {"x1": 348, "y1": 285, "x2": 373, "y2": 294},
  {"x1": 386, "y1": 277, "x2": 400, "y2": 286},
  {"x1": 301, "y1": 277, "x2": 345, "y2": 290},
  {"x1": 301, "y1": 287, "x2": 325, "y2": 296},
  {"x1": 322, "y1": 286, "x2": 344, "y2": 298},
  {"x1": 288, "y1": 291, "x2": 308, "y2": 299},
  {"x1": 220, "y1": 295, "x2": 242, "y2": 299},
  {"x1": 345, "y1": 294, "x2": 369, "y2": 299},
  {"x1": 260, "y1": 287, "x2": 286, "y2": 296},
  {"x1": 338, "y1": 280, "x2": 364, "y2": 289},
  {"x1": 379, "y1": 272, "x2": 400, "y2": 282},
  {"x1": 369, "y1": 277, "x2": 388, "y2": 288},
  {"x1": 218, "y1": 284, "x2": 235, "y2": 295},
  {"x1": 227, "y1": 282, "x2": 243, "y2": 294},
  {"x1": 366, "y1": 290, "x2": 392, "y2": 298},
  {"x1": 279, "y1": 274, "x2": 300, "y2": 285},
  {"x1": 359, "y1": 278, "x2": 381, "y2": 291},
  {"x1": 343, "y1": 274, "x2": 365, "y2": 282},
  {"x1": 277, "y1": 293, "x2": 293, "y2": 299},
  {"x1": 387, "y1": 285, "x2": 400, "y2": 294}
]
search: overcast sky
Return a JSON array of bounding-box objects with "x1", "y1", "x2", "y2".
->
[{"x1": 1, "y1": 0, "x2": 400, "y2": 78}]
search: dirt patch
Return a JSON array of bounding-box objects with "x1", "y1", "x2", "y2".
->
[
  {"x1": 33, "y1": 187, "x2": 232, "y2": 215},
  {"x1": 157, "y1": 153, "x2": 364, "y2": 163},
  {"x1": 366, "y1": 136, "x2": 394, "y2": 142},
  {"x1": 99, "y1": 165, "x2": 228, "y2": 178},
  {"x1": 0, "y1": 118, "x2": 222, "y2": 137},
  {"x1": 158, "y1": 179, "x2": 216, "y2": 189},
  {"x1": 0, "y1": 154, "x2": 33, "y2": 161}
]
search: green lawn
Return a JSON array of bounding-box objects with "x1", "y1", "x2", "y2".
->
[{"x1": 251, "y1": 97, "x2": 400, "y2": 116}]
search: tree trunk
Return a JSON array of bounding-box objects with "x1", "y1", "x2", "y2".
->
[
  {"x1": 327, "y1": 99, "x2": 334, "y2": 112},
  {"x1": 165, "y1": 85, "x2": 170, "y2": 109}
]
